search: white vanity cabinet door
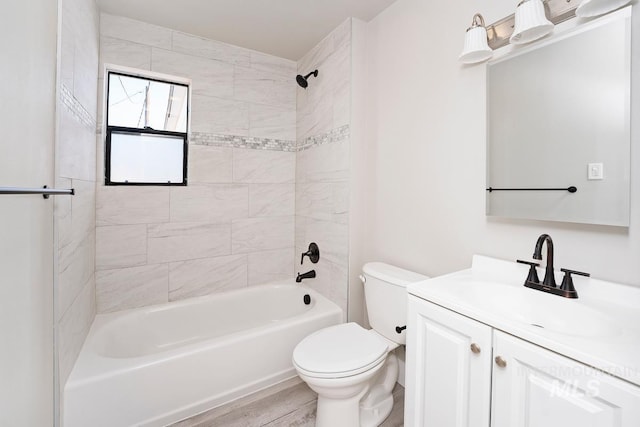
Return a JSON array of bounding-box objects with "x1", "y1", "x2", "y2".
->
[
  {"x1": 405, "y1": 296, "x2": 493, "y2": 427},
  {"x1": 491, "y1": 330, "x2": 640, "y2": 427}
]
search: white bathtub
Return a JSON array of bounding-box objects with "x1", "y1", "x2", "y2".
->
[{"x1": 64, "y1": 282, "x2": 342, "y2": 427}]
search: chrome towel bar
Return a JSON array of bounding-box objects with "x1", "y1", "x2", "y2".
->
[{"x1": 0, "y1": 185, "x2": 75, "y2": 199}]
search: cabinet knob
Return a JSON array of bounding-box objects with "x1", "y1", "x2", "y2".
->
[
  {"x1": 495, "y1": 356, "x2": 507, "y2": 368},
  {"x1": 470, "y1": 343, "x2": 481, "y2": 354}
]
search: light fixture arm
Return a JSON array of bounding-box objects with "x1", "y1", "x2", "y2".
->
[
  {"x1": 471, "y1": 13, "x2": 486, "y2": 29},
  {"x1": 485, "y1": 0, "x2": 579, "y2": 49}
]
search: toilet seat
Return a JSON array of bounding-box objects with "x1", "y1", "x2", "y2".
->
[{"x1": 293, "y1": 323, "x2": 389, "y2": 379}]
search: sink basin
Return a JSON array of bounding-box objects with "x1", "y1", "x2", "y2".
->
[
  {"x1": 423, "y1": 275, "x2": 621, "y2": 338},
  {"x1": 470, "y1": 286, "x2": 620, "y2": 338}
]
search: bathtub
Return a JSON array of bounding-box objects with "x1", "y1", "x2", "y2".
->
[{"x1": 64, "y1": 282, "x2": 342, "y2": 427}]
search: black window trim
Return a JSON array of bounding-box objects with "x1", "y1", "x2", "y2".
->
[{"x1": 105, "y1": 71, "x2": 189, "y2": 186}]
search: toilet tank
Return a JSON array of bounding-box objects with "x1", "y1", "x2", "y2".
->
[{"x1": 362, "y1": 262, "x2": 429, "y2": 345}]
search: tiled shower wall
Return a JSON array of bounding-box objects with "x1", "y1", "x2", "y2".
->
[
  {"x1": 55, "y1": 0, "x2": 99, "y2": 391},
  {"x1": 295, "y1": 20, "x2": 352, "y2": 314},
  {"x1": 95, "y1": 14, "x2": 297, "y2": 312}
]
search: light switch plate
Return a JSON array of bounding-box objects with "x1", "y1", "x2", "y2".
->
[{"x1": 588, "y1": 163, "x2": 604, "y2": 180}]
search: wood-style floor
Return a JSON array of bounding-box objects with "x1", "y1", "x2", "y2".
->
[{"x1": 172, "y1": 377, "x2": 404, "y2": 427}]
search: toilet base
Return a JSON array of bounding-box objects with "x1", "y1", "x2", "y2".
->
[{"x1": 360, "y1": 391, "x2": 394, "y2": 427}]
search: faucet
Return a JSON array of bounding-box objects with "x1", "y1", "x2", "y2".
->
[
  {"x1": 519, "y1": 234, "x2": 589, "y2": 299},
  {"x1": 296, "y1": 270, "x2": 316, "y2": 283},
  {"x1": 533, "y1": 233, "x2": 556, "y2": 288}
]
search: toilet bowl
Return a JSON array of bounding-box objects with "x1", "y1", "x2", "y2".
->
[
  {"x1": 293, "y1": 323, "x2": 399, "y2": 427},
  {"x1": 292, "y1": 263, "x2": 428, "y2": 427}
]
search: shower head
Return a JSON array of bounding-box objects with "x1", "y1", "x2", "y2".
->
[{"x1": 296, "y1": 70, "x2": 318, "y2": 89}]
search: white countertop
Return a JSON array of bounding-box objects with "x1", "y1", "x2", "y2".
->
[{"x1": 408, "y1": 255, "x2": 640, "y2": 387}]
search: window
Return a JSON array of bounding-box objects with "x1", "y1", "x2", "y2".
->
[{"x1": 105, "y1": 72, "x2": 189, "y2": 185}]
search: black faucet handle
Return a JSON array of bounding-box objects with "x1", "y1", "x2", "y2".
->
[
  {"x1": 300, "y1": 242, "x2": 320, "y2": 265},
  {"x1": 517, "y1": 259, "x2": 540, "y2": 285},
  {"x1": 558, "y1": 268, "x2": 588, "y2": 298},
  {"x1": 517, "y1": 259, "x2": 540, "y2": 267},
  {"x1": 560, "y1": 268, "x2": 590, "y2": 277}
]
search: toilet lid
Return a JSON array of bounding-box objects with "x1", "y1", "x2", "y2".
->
[{"x1": 293, "y1": 323, "x2": 388, "y2": 377}]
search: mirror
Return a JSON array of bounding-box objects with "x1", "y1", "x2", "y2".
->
[{"x1": 486, "y1": 9, "x2": 631, "y2": 226}]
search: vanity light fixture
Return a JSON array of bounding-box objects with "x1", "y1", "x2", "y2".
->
[
  {"x1": 459, "y1": 0, "x2": 587, "y2": 65},
  {"x1": 510, "y1": 0, "x2": 554, "y2": 45},
  {"x1": 459, "y1": 13, "x2": 493, "y2": 64},
  {"x1": 576, "y1": 0, "x2": 631, "y2": 18}
]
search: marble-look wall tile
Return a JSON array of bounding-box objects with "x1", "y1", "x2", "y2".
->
[
  {"x1": 296, "y1": 138, "x2": 350, "y2": 183},
  {"x1": 249, "y1": 184, "x2": 295, "y2": 218},
  {"x1": 97, "y1": 186, "x2": 170, "y2": 225},
  {"x1": 190, "y1": 94, "x2": 249, "y2": 135},
  {"x1": 297, "y1": 96, "x2": 333, "y2": 142},
  {"x1": 58, "y1": 104, "x2": 96, "y2": 181},
  {"x1": 100, "y1": 36, "x2": 152, "y2": 75},
  {"x1": 147, "y1": 222, "x2": 231, "y2": 264},
  {"x1": 96, "y1": 225, "x2": 147, "y2": 270},
  {"x1": 233, "y1": 149, "x2": 295, "y2": 183},
  {"x1": 188, "y1": 145, "x2": 233, "y2": 184},
  {"x1": 249, "y1": 103, "x2": 296, "y2": 141},
  {"x1": 58, "y1": 275, "x2": 95, "y2": 387},
  {"x1": 101, "y1": 13, "x2": 172, "y2": 49},
  {"x1": 169, "y1": 254, "x2": 247, "y2": 300},
  {"x1": 171, "y1": 31, "x2": 251, "y2": 67},
  {"x1": 234, "y1": 66, "x2": 295, "y2": 109},
  {"x1": 296, "y1": 181, "x2": 348, "y2": 222},
  {"x1": 70, "y1": 179, "x2": 97, "y2": 236},
  {"x1": 96, "y1": 264, "x2": 169, "y2": 312},
  {"x1": 55, "y1": 177, "x2": 73, "y2": 250},
  {"x1": 250, "y1": 51, "x2": 297, "y2": 78},
  {"x1": 60, "y1": 19, "x2": 75, "y2": 91},
  {"x1": 152, "y1": 48, "x2": 234, "y2": 99},
  {"x1": 73, "y1": 41, "x2": 99, "y2": 120},
  {"x1": 297, "y1": 36, "x2": 334, "y2": 79},
  {"x1": 332, "y1": 18, "x2": 352, "y2": 50},
  {"x1": 248, "y1": 248, "x2": 295, "y2": 286},
  {"x1": 295, "y1": 217, "x2": 348, "y2": 267},
  {"x1": 169, "y1": 185, "x2": 248, "y2": 223},
  {"x1": 58, "y1": 230, "x2": 95, "y2": 321},
  {"x1": 232, "y1": 216, "x2": 294, "y2": 254}
]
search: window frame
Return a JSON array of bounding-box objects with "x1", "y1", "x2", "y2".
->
[{"x1": 104, "y1": 71, "x2": 189, "y2": 186}]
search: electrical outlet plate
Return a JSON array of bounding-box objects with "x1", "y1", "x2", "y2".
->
[{"x1": 588, "y1": 163, "x2": 604, "y2": 180}]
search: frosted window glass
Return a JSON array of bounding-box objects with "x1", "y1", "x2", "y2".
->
[{"x1": 109, "y1": 132, "x2": 185, "y2": 183}]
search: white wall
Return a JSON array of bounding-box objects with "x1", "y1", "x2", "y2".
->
[
  {"x1": 363, "y1": 0, "x2": 640, "y2": 287},
  {"x1": 0, "y1": 1, "x2": 57, "y2": 425}
]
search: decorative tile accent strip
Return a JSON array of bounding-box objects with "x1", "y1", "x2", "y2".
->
[
  {"x1": 297, "y1": 125, "x2": 350, "y2": 151},
  {"x1": 60, "y1": 84, "x2": 96, "y2": 129},
  {"x1": 191, "y1": 132, "x2": 297, "y2": 152},
  {"x1": 191, "y1": 125, "x2": 350, "y2": 153}
]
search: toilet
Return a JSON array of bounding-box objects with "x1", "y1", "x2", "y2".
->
[{"x1": 292, "y1": 262, "x2": 428, "y2": 427}]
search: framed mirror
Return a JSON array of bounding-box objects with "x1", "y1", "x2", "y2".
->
[{"x1": 486, "y1": 8, "x2": 631, "y2": 226}]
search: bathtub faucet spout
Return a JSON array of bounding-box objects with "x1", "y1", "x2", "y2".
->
[{"x1": 296, "y1": 270, "x2": 316, "y2": 283}]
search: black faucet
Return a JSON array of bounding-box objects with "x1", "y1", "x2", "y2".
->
[
  {"x1": 533, "y1": 234, "x2": 556, "y2": 287},
  {"x1": 296, "y1": 270, "x2": 316, "y2": 283},
  {"x1": 518, "y1": 233, "x2": 590, "y2": 299}
]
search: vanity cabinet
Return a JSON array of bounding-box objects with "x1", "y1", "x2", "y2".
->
[
  {"x1": 405, "y1": 295, "x2": 640, "y2": 427},
  {"x1": 404, "y1": 296, "x2": 492, "y2": 427}
]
